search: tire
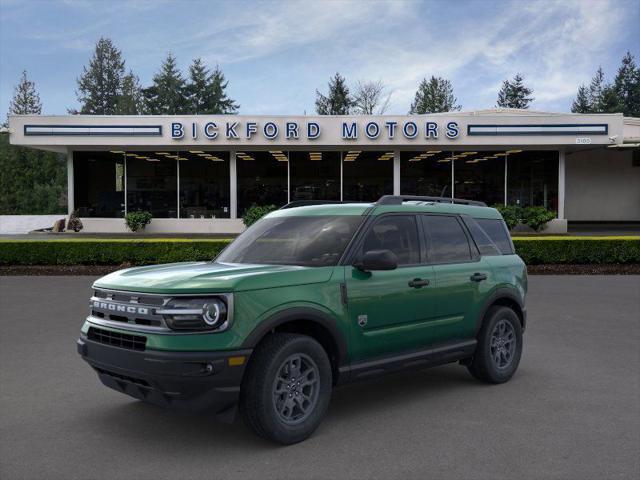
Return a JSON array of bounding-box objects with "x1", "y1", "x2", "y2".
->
[
  {"x1": 239, "y1": 333, "x2": 332, "y2": 444},
  {"x1": 467, "y1": 306, "x2": 523, "y2": 384}
]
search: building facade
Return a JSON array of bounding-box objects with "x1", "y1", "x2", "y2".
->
[{"x1": 8, "y1": 109, "x2": 640, "y2": 233}]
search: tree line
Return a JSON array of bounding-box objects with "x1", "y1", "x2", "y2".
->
[{"x1": 71, "y1": 37, "x2": 239, "y2": 115}]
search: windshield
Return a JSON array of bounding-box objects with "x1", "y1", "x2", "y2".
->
[{"x1": 217, "y1": 215, "x2": 364, "y2": 267}]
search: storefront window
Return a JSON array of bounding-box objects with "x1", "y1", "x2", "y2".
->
[
  {"x1": 126, "y1": 152, "x2": 177, "y2": 218},
  {"x1": 454, "y1": 151, "x2": 505, "y2": 206},
  {"x1": 343, "y1": 151, "x2": 393, "y2": 202},
  {"x1": 507, "y1": 150, "x2": 558, "y2": 210},
  {"x1": 237, "y1": 150, "x2": 288, "y2": 215},
  {"x1": 178, "y1": 151, "x2": 230, "y2": 218},
  {"x1": 73, "y1": 151, "x2": 125, "y2": 217},
  {"x1": 401, "y1": 151, "x2": 453, "y2": 197},
  {"x1": 289, "y1": 151, "x2": 340, "y2": 201}
]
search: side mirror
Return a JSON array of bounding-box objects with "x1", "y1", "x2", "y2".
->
[{"x1": 354, "y1": 249, "x2": 398, "y2": 271}]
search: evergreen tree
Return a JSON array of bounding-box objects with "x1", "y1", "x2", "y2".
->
[
  {"x1": 613, "y1": 51, "x2": 640, "y2": 117},
  {"x1": 571, "y1": 85, "x2": 591, "y2": 113},
  {"x1": 75, "y1": 37, "x2": 126, "y2": 114},
  {"x1": 315, "y1": 73, "x2": 353, "y2": 115},
  {"x1": 587, "y1": 67, "x2": 607, "y2": 112},
  {"x1": 409, "y1": 76, "x2": 460, "y2": 114},
  {"x1": 185, "y1": 59, "x2": 239, "y2": 114},
  {"x1": 186, "y1": 58, "x2": 209, "y2": 114},
  {"x1": 8, "y1": 70, "x2": 42, "y2": 116},
  {"x1": 116, "y1": 71, "x2": 144, "y2": 115},
  {"x1": 207, "y1": 65, "x2": 239, "y2": 114},
  {"x1": 496, "y1": 74, "x2": 534, "y2": 109},
  {"x1": 1, "y1": 72, "x2": 65, "y2": 214},
  {"x1": 143, "y1": 53, "x2": 188, "y2": 114}
]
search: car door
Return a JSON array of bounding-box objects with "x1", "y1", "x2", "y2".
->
[
  {"x1": 345, "y1": 214, "x2": 436, "y2": 361},
  {"x1": 421, "y1": 214, "x2": 491, "y2": 342}
]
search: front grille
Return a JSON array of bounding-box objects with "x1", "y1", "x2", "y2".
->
[{"x1": 88, "y1": 326, "x2": 147, "y2": 351}]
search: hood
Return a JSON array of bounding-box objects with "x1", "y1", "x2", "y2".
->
[{"x1": 93, "y1": 262, "x2": 335, "y2": 294}]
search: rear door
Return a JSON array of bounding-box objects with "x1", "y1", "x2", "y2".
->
[
  {"x1": 421, "y1": 214, "x2": 492, "y2": 341},
  {"x1": 345, "y1": 214, "x2": 436, "y2": 361}
]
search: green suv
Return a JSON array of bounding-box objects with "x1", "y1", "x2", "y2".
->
[{"x1": 77, "y1": 195, "x2": 527, "y2": 444}]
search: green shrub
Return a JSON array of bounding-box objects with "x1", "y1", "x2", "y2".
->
[
  {"x1": 512, "y1": 237, "x2": 640, "y2": 265},
  {"x1": 125, "y1": 211, "x2": 153, "y2": 232},
  {"x1": 493, "y1": 205, "x2": 556, "y2": 231},
  {"x1": 521, "y1": 206, "x2": 557, "y2": 232},
  {"x1": 0, "y1": 239, "x2": 232, "y2": 266},
  {"x1": 493, "y1": 204, "x2": 520, "y2": 230},
  {"x1": 242, "y1": 204, "x2": 277, "y2": 227}
]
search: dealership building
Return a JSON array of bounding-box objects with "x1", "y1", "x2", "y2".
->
[{"x1": 8, "y1": 109, "x2": 640, "y2": 233}]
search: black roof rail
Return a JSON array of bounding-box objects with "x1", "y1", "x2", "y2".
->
[
  {"x1": 376, "y1": 195, "x2": 487, "y2": 207},
  {"x1": 279, "y1": 200, "x2": 364, "y2": 210}
]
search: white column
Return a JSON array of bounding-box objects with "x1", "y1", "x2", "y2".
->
[
  {"x1": 451, "y1": 153, "x2": 455, "y2": 198},
  {"x1": 66, "y1": 149, "x2": 74, "y2": 215},
  {"x1": 340, "y1": 151, "x2": 344, "y2": 201},
  {"x1": 287, "y1": 152, "x2": 291, "y2": 203},
  {"x1": 558, "y1": 149, "x2": 566, "y2": 219},
  {"x1": 393, "y1": 150, "x2": 400, "y2": 195},
  {"x1": 504, "y1": 154, "x2": 508, "y2": 205},
  {"x1": 230, "y1": 150, "x2": 237, "y2": 219},
  {"x1": 176, "y1": 159, "x2": 180, "y2": 219},
  {"x1": 124, "y1": 155, "x2": 127, "y2": 215}
]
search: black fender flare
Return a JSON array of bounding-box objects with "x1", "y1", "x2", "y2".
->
[
  {"x1": 241, "y1": 307, "x2": 349, "y2": 367},
  {"x1": 475, "y1": 287, "x2": 526, "y2": 334}
]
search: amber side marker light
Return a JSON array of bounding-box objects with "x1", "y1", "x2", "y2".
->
[{"x1": 228, "y1": 356, "x2": 246, "y2": 366}]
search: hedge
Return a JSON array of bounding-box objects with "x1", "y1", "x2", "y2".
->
[
  {"x1": 0, "y1": 237, "x2": 638, "y2": 266},
  {"x1": 0, "y1": 239, "x2": 231, "y2": 266},
  {"x1": 512, "y1": 237, "x2": 640, "y2": 265}
]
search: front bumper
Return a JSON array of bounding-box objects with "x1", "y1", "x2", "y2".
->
[{"x1": 77, "y1": 335, "x2": 251, "y2": 415}]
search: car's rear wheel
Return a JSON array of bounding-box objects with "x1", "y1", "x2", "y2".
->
[
  {"x1": 239, "y1": 333, "x2": 332, "y2": 444},
  {"x1": 467, "y1": 306, "x2": 522, "y2": 384}
]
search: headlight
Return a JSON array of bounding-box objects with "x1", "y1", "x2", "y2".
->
[{"x1": 158, "y1": 297, "x2": 228, "y2": 332}]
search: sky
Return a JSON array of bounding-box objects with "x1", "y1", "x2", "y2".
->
[{"x1": 0, "y1": 0, "x2": 638, "y2": 117}]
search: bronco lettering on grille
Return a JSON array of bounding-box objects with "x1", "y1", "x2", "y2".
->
[{"x1": 93, "y1": 301, "x2": 149, "y2": 315}]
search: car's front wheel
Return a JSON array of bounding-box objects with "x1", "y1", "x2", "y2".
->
[
  {"x1": 467, "y1": 306, "x2": 523, "y2": 384},
  {"x1": 239, "y1": 333, "x2": 332, "y2": 444}
]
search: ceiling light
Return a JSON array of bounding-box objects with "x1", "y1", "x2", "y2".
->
[
  {"x1": 155, "y1": 152, "x2": 170, "y2": 155},
  {"x1": 135, "y1": 156, "x2": 148, "y2": 159},
  {"x1": 146, "y1": 158, "x2": 160, "y2": 162},
  {"x1": 110, "y1": 150, "x2": 125, "y2": 154},
  {"x1": 437, "y1": 159, "x2": 451, "y2": 163},
  {"x1": 427, "y1": 150, "x2": 442, "y2": 154},
  {"x1": 125, "y1": 153, "x2": 137, "y2": 157},
  {"x1": 506, "y1": 150, "x2": 523, "y2": 154},
  {"x1": 189, "y1": 150, "x2": 204, "y2": 154}
]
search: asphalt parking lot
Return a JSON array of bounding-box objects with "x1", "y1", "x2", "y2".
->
[{"x1": 1, "y1": 275, "x2": 638, "y2": 480}]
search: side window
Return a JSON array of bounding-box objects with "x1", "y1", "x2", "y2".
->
[
  {"x1": 464, "y1": 217, "x2": 502, "y2": 256},
  {"x1": 476, "y1": 218, "x2": 514, "y2": 254},
  {"x1": 423, "y1": 215, "x2": 472, "y2": 263},
  {"x1": 360, "y1": 215, "x2": 420, "y2": 265}
]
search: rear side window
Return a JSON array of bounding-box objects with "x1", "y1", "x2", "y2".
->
[
  {"x1": 476, "y1": 218, "x2": 514, "y2": 254},
  {"x1": 464, "y1": 217, "x2": 502, "y2": 256},
  {"x1": 422, "y1": 215, "x2": 472, "y2": 263},
  {"x1": 360, "y1": 215, "x2": 420, "y2": 265}
]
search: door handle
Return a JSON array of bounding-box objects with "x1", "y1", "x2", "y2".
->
[
  {"x1": 408, "y1": 278, "x2": 430, "y2": 288},
  {"x1": 470, "y1": 272, "x2": 488, "y2": 282}
]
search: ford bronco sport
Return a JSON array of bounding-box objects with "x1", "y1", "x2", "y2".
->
[{"x1": 77, "y1": 195, "x2": 527, "y2": 444}]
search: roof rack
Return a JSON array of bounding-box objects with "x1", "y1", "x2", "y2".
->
[
  {"x1": 376, "y1": 195, "x2": 487, "y2": 207},
  {"x1": 279, "y1": 200, "x2": 363, "y2": 210}
]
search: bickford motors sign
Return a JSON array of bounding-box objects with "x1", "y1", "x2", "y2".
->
[{"x1": 171, "y1": 119, "x2": 461, "y2": 141}]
